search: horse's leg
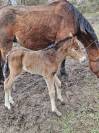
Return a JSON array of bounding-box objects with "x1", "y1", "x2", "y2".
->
[
  {"x1": 4, "y1": 68, "x2": 21, "y2": 109},
  {"x1": 54, "y1": 74, "x2": 65, "y2": 104},
  {"x1": 57, "y1": 59, "x2": 67, "y2": 77},
  {"x1": 45, "y1": 76, "x2": 62, "y2": 116},
  {"x1": 0, "y1": 42, "x2": 13, "y2": 82},
  {"x1": 0, "y1": 64, "x2": 4, "y2": 83},
  {"x1": 60, "y1": 59, "x2": 66, "y2": 76},
  {"x1": 4, "y1": 75, "x2": 14, "y2": 109},
  {"x1": 8, "y1": 85, "x2": 14, "y2": 105}
]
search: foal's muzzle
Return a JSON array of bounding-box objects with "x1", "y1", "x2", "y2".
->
[{"x1": 79, "y1": 56, "x2": 87, "y2": 64}]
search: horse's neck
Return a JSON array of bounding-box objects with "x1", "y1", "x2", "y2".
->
[
  {"x1": 78, "y1": 34, "x2": 98, "y2": 59},
  {"x1": 82, "y1": 38, "x2": 99, "y2": 61}
]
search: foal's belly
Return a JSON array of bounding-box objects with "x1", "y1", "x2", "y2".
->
[{"x1": 23, "y1": 65, "x2": 43, "y2": 75}]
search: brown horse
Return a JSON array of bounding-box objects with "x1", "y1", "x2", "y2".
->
[{"x1": 0, "y1": 0, "x2": 99, "y2": 80}]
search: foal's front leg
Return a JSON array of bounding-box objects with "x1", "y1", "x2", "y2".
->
[
  {"x1": 54, "y1": 75, "x2": 65, "y2": 104},
  {"x1": 8, "y1": 87, "x2": 14, "y2": 105},
  {"x1": 45, "y1": 76, "x2": 62, "y2": 116}
]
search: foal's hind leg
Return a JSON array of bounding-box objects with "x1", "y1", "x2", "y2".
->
[
  {"x1": 54, "y1": 75, "x2": 65, "y2": 104},
  {"x1": 4, "y1": 75, "x2": 15, "y2": 109},
  {"x1": 45, "y1": 76, "x2": 62, "y2": 116},
  {"x1": 4, "y1": 67, "x2": 21, "y2": 109}
]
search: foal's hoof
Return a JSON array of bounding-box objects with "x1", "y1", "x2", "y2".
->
[
  {"x1": 9, "y1": 97, "x2": 14, "y2": 105},
  {"x1": 9, "y1": 99, "x2": 14, "y2": 105},
  {"x1": 5, "y1": 103, "x2": 11, "y2": 110},
  {"x1": 58, "y1": 98, "x2": 65, "y2": 105},
  {"x1": 53, "y1": 109, "x2": 62, "y2": 117}
]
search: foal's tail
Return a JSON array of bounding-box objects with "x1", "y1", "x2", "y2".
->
[{"x1": 3, "y1": 55, "x2": 10, "y2": 80}]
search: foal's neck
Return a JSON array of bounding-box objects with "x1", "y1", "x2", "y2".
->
[{"x1": 55, "y1": 40, "x2": 71, "y2": 64}]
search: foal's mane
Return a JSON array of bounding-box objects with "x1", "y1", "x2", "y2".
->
[{"x1": 43, "y1": 36, "x2": 72, "y2": 52}]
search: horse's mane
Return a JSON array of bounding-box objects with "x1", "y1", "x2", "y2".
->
[{"x1": 67, "y1": 0, "x2": 99, "y2": 47}]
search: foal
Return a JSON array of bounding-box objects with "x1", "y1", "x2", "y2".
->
[{"x1": 4, "y1": 36, "x2": 86, "y2": 116}]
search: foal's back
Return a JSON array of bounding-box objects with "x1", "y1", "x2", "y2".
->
[{"x1": 8, "y1": 47, "x2": 57, "y2": 76}]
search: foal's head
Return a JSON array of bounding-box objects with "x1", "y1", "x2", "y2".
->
[{"x1": 67, "y1": 36, "x2": 86, "y2": 63}]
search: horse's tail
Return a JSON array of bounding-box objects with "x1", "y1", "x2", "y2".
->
[{"x1": 3, "y1": 55, "x2": 10, "y2": 80}]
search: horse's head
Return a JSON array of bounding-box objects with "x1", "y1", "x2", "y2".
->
[
  {"x1": 87, "y1": 41, "x2": 99, "y2": 78},
  {"x1": 67, "y1": 36, "x2": 86, "y2": 63}
]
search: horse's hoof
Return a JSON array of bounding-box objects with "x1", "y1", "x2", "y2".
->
[
  {"x1": 0, "y1": 80, "x2": 4, "y2": 85},
  {"x1": 58, "y1": 71, "x2": 68, "y2": 79},
  {"x1": 56, "y1": 110, "x2": 62, "y2": 117},
  {"x1": 52, "y1": 109, "x2": 62, "y2": 117},
  {"x1": 57, "y1": 98, "x2": 65, "y2": 105},
  {"x1": 61, "y1": 101, "x2": 65, "y2": 105},
  {"x1": 5, "y1": 103, "x2": 11, "y2": 110},
  {"x1": 9, "y1": 97, "x2": 14, "y2": 105}
]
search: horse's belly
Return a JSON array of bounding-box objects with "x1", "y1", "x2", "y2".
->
[
  {"x1": 15, "y1": 32, "x2": 53, "y2": 50},
  {"x1": 15, "y1": 15, "x2": 58, "y2": 50},
  {"x1": 21, "y1": 41, "x2": 50, "y2": 50}
]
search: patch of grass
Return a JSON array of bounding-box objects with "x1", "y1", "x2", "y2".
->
[
  {"x1": 62, "y1": 113, "x2": 74, "y2": 133},
  {"x1": 58, "y1": 106, "x2": 99, "y2": 133},
  {"x1": 70, "y1": 0, "x2": 99, "y2": 14},
  {"x1": 91, "y1": 129, "x2": 99, "y2": 133}
]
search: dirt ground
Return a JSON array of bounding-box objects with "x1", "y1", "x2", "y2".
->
[{"x1": 0, "y1": 16, "x2": 99, "y2": 133}]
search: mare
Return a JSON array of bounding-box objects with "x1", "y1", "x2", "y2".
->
[
  {"x1": 4, "y1": 36, "x2": 86, "y2": 116},
  {"x1": 0, "y1": 0, "x2": 99, "y2": 81}
]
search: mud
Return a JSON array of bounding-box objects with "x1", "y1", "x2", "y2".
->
[{"x1": 0, "y1": 17, "x2": 99, "y2": 133}]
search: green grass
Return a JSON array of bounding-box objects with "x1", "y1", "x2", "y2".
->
[
  {"x1": 59, "y1": 107, "x2": 99, "y2": 133},
  {"x1": 84, "y1": 12, "x2": 99, "y2": 39}
]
